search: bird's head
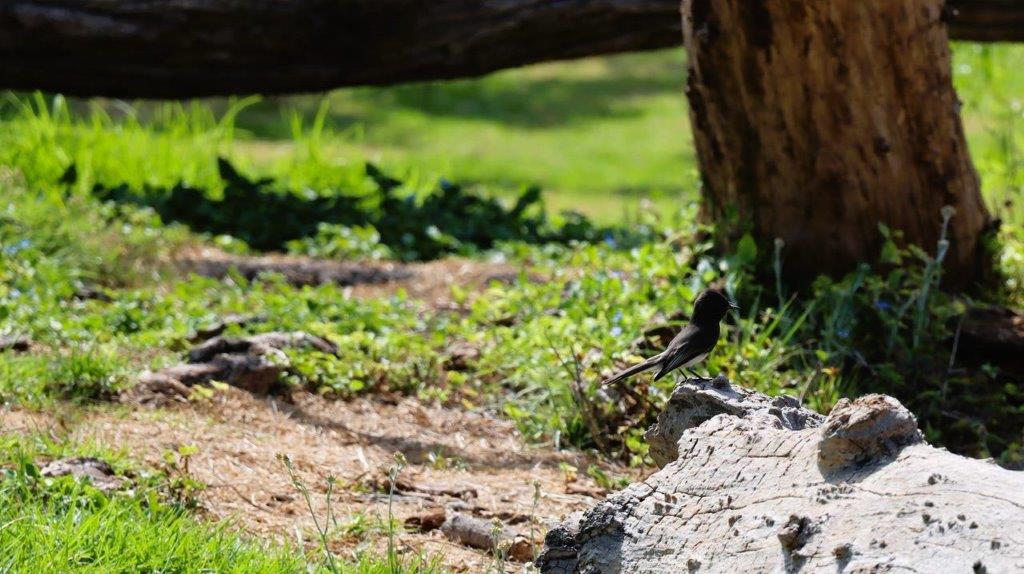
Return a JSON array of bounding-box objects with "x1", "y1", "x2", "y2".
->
[{"x1": 692, "y1": 288, "x2": 738, "y2": 324}]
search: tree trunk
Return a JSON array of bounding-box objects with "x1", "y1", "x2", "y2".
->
[
  {"x1": 0, "y1": 0, "x2": 1021, "y2": 98},
  {"x1": 537, "y1": 378, "x2": 1024, "y2": 573},
  {"x1": 683, "y1": 0, "x2": 994, "y2": 289}
]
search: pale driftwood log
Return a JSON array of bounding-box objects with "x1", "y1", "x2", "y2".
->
[
  {"x1": 538, "y1": 378, "x2": 1024, "y2": 573},
  {"x1": 0, "y1": 0, "x2": 1021, "y2": 98}
]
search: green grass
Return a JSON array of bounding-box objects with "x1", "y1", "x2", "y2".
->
[
  {"x1": 209, "y1": 50, "x2": 696, "y2": 222},
  {"x1": 0, "y1": 434, "x2": 306, "y2": 573},
  {"x1": 3, "y1": 45, "x2": 1021, "y2": 226}
]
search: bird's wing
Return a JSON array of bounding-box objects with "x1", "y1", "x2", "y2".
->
[{"x1": 651, "y1": 324, "x2": 714, "y2": 381}]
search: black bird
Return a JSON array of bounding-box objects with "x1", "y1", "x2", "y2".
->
[{"x1": 602, "y1": 289, "x2": 737, "y2": 387}]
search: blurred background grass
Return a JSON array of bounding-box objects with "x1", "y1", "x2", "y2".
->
[{"x1": 3, "y1": 45, "x2": 1021, "y2": 226}]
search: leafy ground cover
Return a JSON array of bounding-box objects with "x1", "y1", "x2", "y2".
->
[{"x1": 1, "y1": 42, "x2": 1024, "y2": 570}]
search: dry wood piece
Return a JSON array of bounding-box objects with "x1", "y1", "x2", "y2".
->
[
  {"x1": 368, "y1": 475, "x2": 479, "y2": 501},
  {"x1": 39, "y1": 456, "x2": 127, "y2": 493},
  {"x1": 538, "y1": 378, "x2": 1024, "y2": 573},
  {"x1": 405, "y1": 508, "x2": 448, "y2": 533},
  {"x1": 0, "y1": 1, "x2": 1019, "y2": 98},
  {"x1": 441, "y1": 512, "x2": 535, "y2": 563},
  {"x1": 120, "y1": 375, "x2": 193, "y2": 407},
  {"x1": 188, "y1": 331, "x2": 337, "y2": 363},
  {"x1": 126, "y1": 330, "x2": 337, "y2": 402},
  {"x1": 71, "y1": 285, "x2": 112, "y2": 302},
  {"x1": 442, "y1": 340, "x2": 480, "y2": 372},
  {"x1": 564, "y1": 483, "x2": 607, "y2": 499}
]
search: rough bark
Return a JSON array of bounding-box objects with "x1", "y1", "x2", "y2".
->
[
  {"x1": 537, "y1": 378, "x2": 1024, "y2": 573},
  {"x1": 684, "y1": 0, "x2": 994, "y2": 289},
  {"x1": 0, "y1": 0, "x2": 1021, "y2": 98}
]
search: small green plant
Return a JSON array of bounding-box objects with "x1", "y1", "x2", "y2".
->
[
  {"x1": 160, "y1": 444, "x2": 205, "y2": 509},
  {"x1": 385, "y1": 452, "x2": 408, "y2": 574},
  {"x1": 280, "y1": 453, "x2": 341, "y2": 574}
]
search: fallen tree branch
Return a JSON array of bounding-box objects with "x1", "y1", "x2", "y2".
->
[{"x1": 0, "y1": 0, "x2": 1019, "y2": 98}]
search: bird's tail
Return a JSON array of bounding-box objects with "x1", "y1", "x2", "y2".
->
[{"x1": 601, "y1": 353, "x2": 663, "y2": 388}]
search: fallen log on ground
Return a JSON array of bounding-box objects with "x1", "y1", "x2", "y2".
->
[
  {"x1": 0, "y1": 0, "x2": 1021, "y2": 98},
  {"x1": 122, "y1": 330, "x2": 337, "y2": 404},
  {"x1": 538, "y1": 377, "x2": 1024, "y2": 573}
]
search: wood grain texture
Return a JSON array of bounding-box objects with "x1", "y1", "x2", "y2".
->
[
  {"x1": 0, "y1": 0, "x2": 1020, "y2": 97},
  {"x1": 538, "y1": 378, "x2": 1024, "y2": 573}
]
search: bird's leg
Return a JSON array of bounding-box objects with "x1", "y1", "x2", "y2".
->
[{"x1": 684, "y1": 368, "x2": 711, "y2": 381}]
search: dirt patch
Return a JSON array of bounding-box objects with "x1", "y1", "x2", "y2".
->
[
  {"x1": 176, "y1": 247, "x2": 530, "y2": 308},
  {"x1": 2, "y1": 391, "x2": 620, "y2": 572}
]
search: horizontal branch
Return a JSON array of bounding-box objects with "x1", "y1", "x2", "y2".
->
[{"x1": 0, "y1": 0, "x2": 1020, "y2": 98}]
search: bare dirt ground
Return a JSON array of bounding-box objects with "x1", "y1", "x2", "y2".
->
[{"x1": 2, "y1": 388, "x2": 617, "y2": 572}]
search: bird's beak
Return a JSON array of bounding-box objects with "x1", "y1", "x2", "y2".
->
[{"x1": 729, "y1": 301, "x2": 740, "y2": 310}]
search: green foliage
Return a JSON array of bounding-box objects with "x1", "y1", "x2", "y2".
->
[
  {"x1": 4, "y1": 41, "x2": 1021, "y2": 572},
  {"x1": 85, "y1": 157, "x2": 640, "y2": 260},
  {"x1": 288, "y1": 223, "x2": 394, "y2": 261}
]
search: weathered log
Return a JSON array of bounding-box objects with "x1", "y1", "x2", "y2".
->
[
  {"x1": 441, "y1": 512, "x2": 535, "y2": 563},
  {"x1": 187, "y1": 331, "x2": 337, "y2": 363},
  {"x1": 684, "y1": 0, "x2": 994, "y2": 290},
  {"x1": 123, "y1": 330, "x2": 336, "y2": 404},
  {"x1": 538, "y1": 378, "x2": 1024, "y2": 573},
  {"x1": 0, "y1": 0, "x2": 1021, "y2": 98}
]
